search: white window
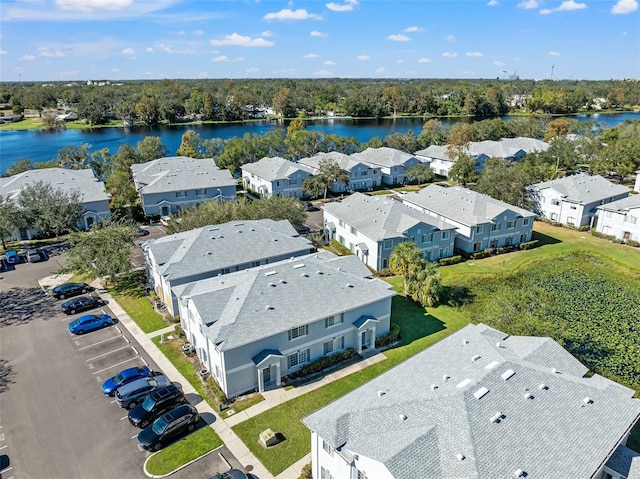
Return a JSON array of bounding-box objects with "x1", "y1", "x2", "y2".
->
[
  {"x1": 287, "y1": 349, "x2": 309, "y2": 369},
  {"x1": 361, "y1": 170, "x2": 367, "y2": 176},
  {"x1": 195, "y1": 189, "x2": 207, "y2": 196},
  {"x1": 288, "y1": 325, "x2": 309, "y2": 340},
  {"x1": 606, "y1": 211, "x2": 614, "y2": 219},
  {"x1": 551, "y1": 199, "x2": 560, "y2": 206},
  {"x1": 325, "y1": 314, "x2": 343, "y2": 328},
  {"x1": 442, "y1": 231, "x2": 450, "y2": 240},
  {"x1": 422, "y1": 233, "x2": 433, "y2": 243},
  {"x1": 570, "y1": 205, "x2": 577, "y2": 210},
  {"x1": 339, "y1": 219, "x2": 345, "y2": 228},
  {"x1": 507, "y1": 220, "x2": 516, "y2": 229},
  {"x1": 523, "y1": 218, "x2": 530, "y2": 226},
  {"x1": 628, "y1": 216, "x2": 637, "y2": 224},
  {"x1": 350, "y1": 226, "x2": 357, "y2": 235},
  {"x1": 175, "y1": 191, "x2": 185, "y2": 198},
  {"x1": 357, "y1": 471, "x2": 368, "y2": 479},
  {"x1": 384, "y1": 239, "x2": 393, "y2": 249},
  {"x1": 492, "y1": 223, "x2": 500, "y2": 231},
  {"x1": 475, "y1": 225, "x2": 483, "y2": 234},
  {"x1": 289, "y1": 178, "x2": 297, "y2": 185},
  {"x1": 320, "y1": 467, "x2": 334, "y2": 479},
  {"x1": 323, "y1": 440, "x2": 334, "y2": 456},
  {"x1": 324, "y1": 336, "x2": 344, "y2": 355}
]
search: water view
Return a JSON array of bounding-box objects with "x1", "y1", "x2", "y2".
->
[{"x1": 1, "y1": 112, "x2": 638, "y2": 176}]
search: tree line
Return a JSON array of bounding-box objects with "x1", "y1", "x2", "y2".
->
[{"x1": 1, "y1": 78, "x2": 638, "y2": 126}]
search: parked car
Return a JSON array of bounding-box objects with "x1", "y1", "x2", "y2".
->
[
  {"x1": 304, "y1": 201, "x2": 318, "y2": 211},
  {"x1": 26, "y1": 249, "x2": 42, "y2": 263},
  {"x1": 295, "y1": 224, "x2": 311, "y2": 235},
  {"x1": 115, "y1": 375, "x2": 171, "y2": 409},
  {"x1": 137, "y1": 404, "x2": 199, "y2": 451},
  {"x1": 52, "y1": 282, "x2": 90, "y2": 299},
  {"x1": 137, "y1": 228, "x2": 150, "y2": 236},
  {"x1": 128, "y1": 384, "x2": 186, "y2": 428},
  {"x1": 68, "y1": 313, "x2": 114, "y2": 335},
  {"x1": 5, "y1": 251, "x2": 20, "y2": 264},
  {"x1": 61, "y1": 295, "x2": 105, "y2": 315},
  {"x1": 102, "y1": 366, "x2": 152, "y2": 397},
  {"x1": 211, "y1": 470, "x2": 251, "y2": 479}
]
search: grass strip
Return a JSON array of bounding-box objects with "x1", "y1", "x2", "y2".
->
[{"x1": 144, "y1": 426, "x2": 223, "y2": 476}]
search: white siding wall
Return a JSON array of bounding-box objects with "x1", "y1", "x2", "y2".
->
[{"x1": 595, "y1": 207, "x2": 640, "y2": 241}]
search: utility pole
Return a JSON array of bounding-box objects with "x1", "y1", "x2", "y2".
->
[{"x1": 550, "y1": 64, "x2": 555, "y2": 80}]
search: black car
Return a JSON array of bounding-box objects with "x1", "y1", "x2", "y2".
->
[
  {"x1": 61, "y1": 295, "x2": 105, "y2": 315},
  {"x1": 304, "y1": 201, "x2": 318, "y2": 211},
  {"x1": 137, "y1": 228, "x2": 150, "y2": 236},
  {"x1": 137, "y1": 404, "x2": 199, "y2": 451},
  {"x1": 52, "y1": 282, "x2": 91, "y2": 299},
  {"x1": 128, "y1": 384, "x2": 186, "y2": 428},
  {"x1": 295, "y1": 224, "x2": 311, "y2": 235}
]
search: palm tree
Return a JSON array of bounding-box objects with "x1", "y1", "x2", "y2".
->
[
  {"x1": 409, "y1": 263, "x2": 442, "y2": 307},
  {"x1": 389, "y1": 241, "x2": 423, "y2": 297}
]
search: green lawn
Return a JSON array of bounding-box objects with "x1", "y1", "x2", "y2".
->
[
  {"x1": 144, "y1": 426, "x2": 223, "y2": 476},
  {"x1": 232, "y1": 293, "x2": 469, "y2": 475},
  {"x1": 107, "y1": 271, "x2": 167, "y2": 333}
]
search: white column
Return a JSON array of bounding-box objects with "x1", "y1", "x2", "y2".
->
[{"x1": 257, "y1": 367, "x2": 264, "y2": 393}]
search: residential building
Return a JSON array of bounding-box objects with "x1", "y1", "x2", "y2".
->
[
  {"x1": 529, "y1": 173, "x2": 630, "y2": 227},
  {"x1": 304, "y1": 323, "x2": 640, "y2": 479},
  {"x1": 143, "y1": 219, "x2": 313, "y2": 316},
  {"x1": 241, "y1": 156, "x2": 315, "y2": 198},
  {"x1": 298, "y1": 152, "x2": 382, "y2": 193},
  {"x1": 0, "y1": 167, "x2": 110, "y2": 240},
  {"x1": 322, "y1": 192, "x2": 456, "y2": 270},
  {"x1": 131, "y1": 156, "x2": 236, "y2": 216},
  {"x1": 174, "y1": 252, "x2": 396, "y2": 398},
  {"x1": 351, "y1": 147, "x2": 421, "y2": 186},
  {"x1": 401, "y1": 184, "x2": 536, "y2": 254},
  {"x1": 594, "y1": 194, "x2": 640, "y2": 242},
  {"x1": 414, "y1": 145, "x2": 459, "y2": 177},
  {"x1": 634, "y1": 171, "x2": 640, "y2": 193}
]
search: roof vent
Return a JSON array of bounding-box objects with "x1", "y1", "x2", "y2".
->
[
  {"x1": 539, "y1": 384, "x2": 548, "y2": 390},
  {"x1": 302, "y1": 273, "x2": 309, "y2": 278},
  {"x1": 514, "y1": 469, "x2": 526, "y2": 478},
  {"x1": 496, "y1": 341, "x2": 503, "y2": 348},
  {"x1": 377, "y1": 390, "x2": 385, "y2": 397},
  {"x1": 346, "y1": 283, "x2": 354, "y2": 288},
  {"x1": 474, "y1": 387, "x2": 489, "y2": 400},
  {"x1": 456, "y1": 453, "x2": 465, "y2": 461},
  {"x1": 490, "y1": 412, "x2": 503, "y2": 423},
  {"x1": 456, "y1": 378, "x2": 471, "y2": 388},
  {"x1": 317, "y1": 271, "x2": 324, "y2": 275},
  {"x1": 266, "y1": 305, "x2": 274, "y2": 310},
  {"x1": 443, "y1": 374, "x2": 450, "y2": 381},
  {"x1": 551, "y1": 367, "x2": 558, "y2": 374},
  {"x1": 399, "y1": 414, "x2": 407, "y2": 421},
  {"x1": 462, "y1": 339, "x2": 469, "y2": 345},
  {"x1": 485, "y1": 360, "x2": 500, "y2": 370},
  {"x1": 524, "y1": 393, "x2": 534, "y2": 400},
  {"x1": 471, "y1": 355, "x2": 481, "y2": 362},
  {"x1": 205, "y1": 251, "x2": 212, "y2": 255},
  {"x1": 269, "y1": 283, "x2": 276, "y2": 288},
  {"x1": 431, "y1": 384, "x2": 438, "y2": 391},
  {"x1": 583, "y1": 397, "x2": 593, "y2": 405},
  {"x1": 265, "y1": 271, "x2": 278, "y2": 277},
  {"x1": 293, "y1": 264, "x2": 305, "y2": 269},
  {"x1": 501, "y1": 369, "x2": 515, "y2": 381},
  {"x1": 279, "y1": 279, "x2": 287, "y2": 284}
]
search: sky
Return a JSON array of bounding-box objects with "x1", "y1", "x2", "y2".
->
[{"x1": 0, "y1": 0, "x2": 638, "y2": 82}]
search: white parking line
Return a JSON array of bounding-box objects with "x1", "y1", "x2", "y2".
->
[
  {"x1": 123, "y1": 335, "x2": 130, "y2": 344},
  {"x1": 131, "y1": 434, "x2": 138, "y2": 439},
  {"x1": 0, "y1": 432, "x2": 4, "y2": 441},
  {"x1": 141, "y1": 357, "x2": 149, "y2": 366},
  {"x1": 78, "y1": 335, "x2": 122, "y2": 351},
  {"x1": 0, "y1": 466, "x2": 13, "y2": 474},
  {"x1": 0, "y1": 444, "x2": 7, "y2": 450},
  {"x1": 131, "y1": 346, "x2": 138, "y2": 355},
  {"x1": 110, "y1": 399, "x2": 116, "y2": 404},
  {"x1": 115, "y1": 326, "x2": 122, "y2": 334},
  {"x1": 85, "y1": 345, "x2": 131, "y2": 362},
  {"x1": 120, "y1": 416, "x2": 129, "y2": 421},
  {"x1": 92, "y1": 356, "x2": 140, "y2": 375}
]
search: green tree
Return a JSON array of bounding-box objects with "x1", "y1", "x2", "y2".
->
[
  {"x1": 302, "y1": 159, "x2": 350, "y2": 199},
  {"x1": 137, "y1": 136, "x2": 168, "y2": 163},
  {"x1": 0, "y1": 194, "x2": 20, "y2": 250},
  {"x1": 58, "y1": 144, "x2": 91, "y2": 169},
  {"x1": 16, "y1": 180, "x2": 83, "y2": 238},
  {"x1": 406, "y1": 163, "x2": 435, "y2": 186},
  {"x1": 389, "y1": 241, "x2": 423, "y2": 298},
  {"x1": 475, "y1": 159, "x2": 534, "y2": 209},
  {"x1": 448, "y1": 153, "x2": 477, "y2": 185},
  {"x1": 66, "y1": 220, "x2": 136, "y2": 284},
  {"x1": 176, "y1": 130, "x2": 203, "y2": 158},
  {"x1": 3, "y1": 158, "x2": 34, "y2": 177},
  {"x1": 135, "y1": 95, "x2": 160, "y2": 126},
  {"x1": 409, "y1": 262, "x2": 442, "y2": 307},
  {"x1": 272, "y1": 87, "x2": 296, "y2": 118}
]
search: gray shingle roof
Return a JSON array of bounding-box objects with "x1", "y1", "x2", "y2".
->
[
  {"x1": 352, "y1": 147, "x2": 419, "y2": 167},
  {"x1": 322, "y1": 192, "x2": 455, "y2": 241},
  {"x1": 147, "y1": 219, "x2": 313, "y2": 282},
  {"x1": 414, "y1": 145, "x2": 453, "y2": 160},
  {"x1": 241, "y1": 156, "x2": 315, "y2": 181},
  {"x1": 597, "y1": 193, "x2": 640, "y2": 212},
  {"x1": 303, "y1": 323, "x2": 640, "y2": 479},
  {"x1": 173, "y1": 252, "x2": 396, "y2": 350},
  {"x1": 131, "y1": 156, "x2": 235, "y2": 194},
  {"x1": 298, "y1": 152, "x2": 368, "y2": 171},
  {"x1": 530, "y1": 173, "x2": 630, "y2": 205},
  {"x1": 415, "y1": 138, "x2": 548, "y2": 161},
  {"x1": 402, "y1": 184, "x2": 536, "y2": 226},
  {"x1": 606, "y1": 445, "x2": 640, "y2": 479},
  {"x1": 0, "y1": 167, "x2": 109, "y2": 203}
]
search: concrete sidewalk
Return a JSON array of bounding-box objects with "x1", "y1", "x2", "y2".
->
[{"x1": 96, "y1": 279, "x2": 388, "y2": 479}]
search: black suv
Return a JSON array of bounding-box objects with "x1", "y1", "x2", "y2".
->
[
  {"x1": 128, "y1": 384, "x2": 186, "y2": 428},
  {"x1": 52, "y1": 282, "x2": 91, "y2": 299},
  {"x1": 61, "y1": 295, "x2": 105, "y2": 315},
  {"x1": 137, "y1": 404, "x2": 199, "y2": 451}
]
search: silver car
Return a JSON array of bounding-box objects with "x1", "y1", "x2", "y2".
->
[{"x1": 26, "y1": 249, "x2": 41, "y2": 263}]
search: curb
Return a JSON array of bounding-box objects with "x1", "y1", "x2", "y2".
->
[{"x1": 143, "y1": 441, "x2": 223, "y2": 478}]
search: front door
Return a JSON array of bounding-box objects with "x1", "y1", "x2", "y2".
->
[
  {"x1": 263, "y1": 366, "x2": 271, "y2": 385},
  {"x1": 161, "y1": 206, "x2": 170, "y2": 216},
  {"x1": 361, "y1": 331, "x2": 368, "y2": 350}
]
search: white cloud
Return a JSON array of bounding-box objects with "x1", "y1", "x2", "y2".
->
[
  {"x1": 121, "y1": 48, "x2": 135, "y2": 55},
  {"x1": 303, "y1": 53, "x2": 319, "y2": 58},
  {"x1": 375, "y1": 67, "x2": 386, "y2": 73},
  {"x1": 396, "y1": 59, "x2": 404, "y2": 63},
  {"x1": 518, "y1": 0, "x2": 540, "y2": 8},
  {"x1": 404, "y1": 26, "x2": 424, "y2": 32},
  {"x1": 540, "y1": 0, "x2": 587, "y2": 14},
  {"x1": 146, "y1": 47, "x2": 154, "y2": 53},
  {"x1": 357, "y1": 55, "x2": 370, "y2": 60},
  {"x1": 488, "y1": 0, "x2": 500, "y2": 5},
  {"x1": 446, "y1": 34, "x2": 456, "y2": 42},
  {"x1": 55, "y1": 0, "x2": 133, "y2": 11},
  {"x1": 314, "y1": 69, "x2": 333, "y2": 76},
  {"x1": 310, "y1": 30, "x2": 328, "y2": 37},
  {"x1": 144, "y1": 71, "x2": 153, "y2": 76},
  {"x1": 262, "y1": 30, "x2": 273, "y2": 37},
  {"x1": 466, "y1": 51, "x2": 484, "y2": 57},
  {"x1": 246, "y1": 67, "x2": 260, "y2": 73},
  {"x1": 274, "y1": 68, "x2": 296, "y2": 74},
  {"x1": 326, "y1": 0, "x2": 359, "y2": 12},
  {"x1": 21, "y1": 54, "x2": 36, "y2": 61},
  {"x1": 0, "y1": 50, "x2": 7, "y2": 55},
  {"x1": 197, "y1": 72, "x2": 209, "y2": 78},
  {"x1": 612, "y1": 0, "x2": 638, "y2": 13},
  {"x1": 263, "y1": 9, "x2": 321, "y2": 21},
  {"x1": 494, "y1": 60, "x2": 506, "y2": 66},
  {"x1": 39, "y1": 47, "x2": 66, "y2": 57},
  {"x1": 193, "y1": 30, "x2": 204, "y2": 36},
  {"x1": 212, "y1": 55, "x2": 245, "y2": 63},
  {"x1": 388, "y1": 34, "x2": 410, "y2": 42},
  {"x1": 156, "y1": 43, "x2": 197, "y2": 54},
  {"x1": 211, "y1": 33, "x2": 274, "y2": 47},
  {"x1": 324, "y1": 60, "x2": 336, "y2": 65},
  {"x1": 442, "y1": 52, "x2": 458, "y2": 58},
  {"x1": 170, "y1": 30, "x2": 185, "y2": 35},
  {"x1": 417, "y1": 57, "x2": 431, "y2": 63},
  {"x1": 111, "y1": 68, "x2": 119, "y2": 73},
  {"x1": 548, "y1": 50, "x2": 561, "y2": 56}
]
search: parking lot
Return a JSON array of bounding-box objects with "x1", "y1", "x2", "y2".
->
[{"x1": 0, "y1": 258, "x2": 243, "y2": 479}]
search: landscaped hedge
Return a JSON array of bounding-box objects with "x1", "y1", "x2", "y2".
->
[
  {"x1": 627, "y1": 239, "x2": 639, "y2": 247},
  {"x1": 439, "y1": 255, "x2": 463, "y2": 266},
  {"x1": 375, "y1": 322, "x2": 400, "y2": 348},
  {"x1": 470, "y1": 250, "x2": 490, "y2": 260},
  {"x1": 518, "y1": 240, "x2": 539, "y2": 250},
  {"x1": 496, "y1": 245, "x2": 515, "y2": 255},
  {"x1": 329, "y1": 239, "x2": 354, "y2": 256},
  {"x1": 287, "y1": 348, "x2": 357, "y2": 380},
  {"x1": 205, "y1": 376, "x2": 229, "y2": 412}
]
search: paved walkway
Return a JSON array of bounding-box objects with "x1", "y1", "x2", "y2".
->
[{"x1": 93, "y1": 279, "x2": 388, "y2": 479}]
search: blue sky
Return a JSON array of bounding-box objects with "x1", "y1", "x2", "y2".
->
[{"x1": 1, "y1": 0, "x2": 638, "y2": 81}]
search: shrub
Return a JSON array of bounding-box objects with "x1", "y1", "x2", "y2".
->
[
  {"x1": 299, "y1": 463, "x2": 312, "y2": 479},
  {"x1": 471, "y1": 250, "x2": 490, "y2": 260},
  {"x1": 374, "y1": 268, "x2": 394, "y2": 277},
  {"x1": 174, "y1": 324, "x2": 186, "y2": 339},
  {"x1": 518, "y1": 240, "x2": 539, "y2": 250},
  {"x1": 438, "y1": 255, "x2": 462, "y2": 266},
  {"x1": 496, "y1": 245, "x2": 514, "y2": 255},
  {"x1": 627, "y1": 239, "x2": 639, "y2": 247},
  {"x1": 578, "y1": 225, "x2": 591, "y2": 232},
  {"x1": 205, "y1": 376, "x2": 228, "y2": 412},
  {"x1": 329, "y1": 239, "x2": 353, "y2": 256},
  {"x1": 288, "y1": 348, "x2": 357, "y2": 380},
  {"x1": 375, "y1": 322, "x2": 400, "y2": 348}
]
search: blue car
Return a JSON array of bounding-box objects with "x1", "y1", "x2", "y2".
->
[
  {"x1": 5, "y1": 251, "x2": 20, "y2": 264},
  {"x1": 68, "y1": 313, "x2": 114, "y2": 335},
  {"x1": 102, "y1": 366, "x2": 152, "y2": 397}
]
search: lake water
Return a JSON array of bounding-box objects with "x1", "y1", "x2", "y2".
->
[{"x1": 1, "y1": 112, "x2": 638, "y2": 176}]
